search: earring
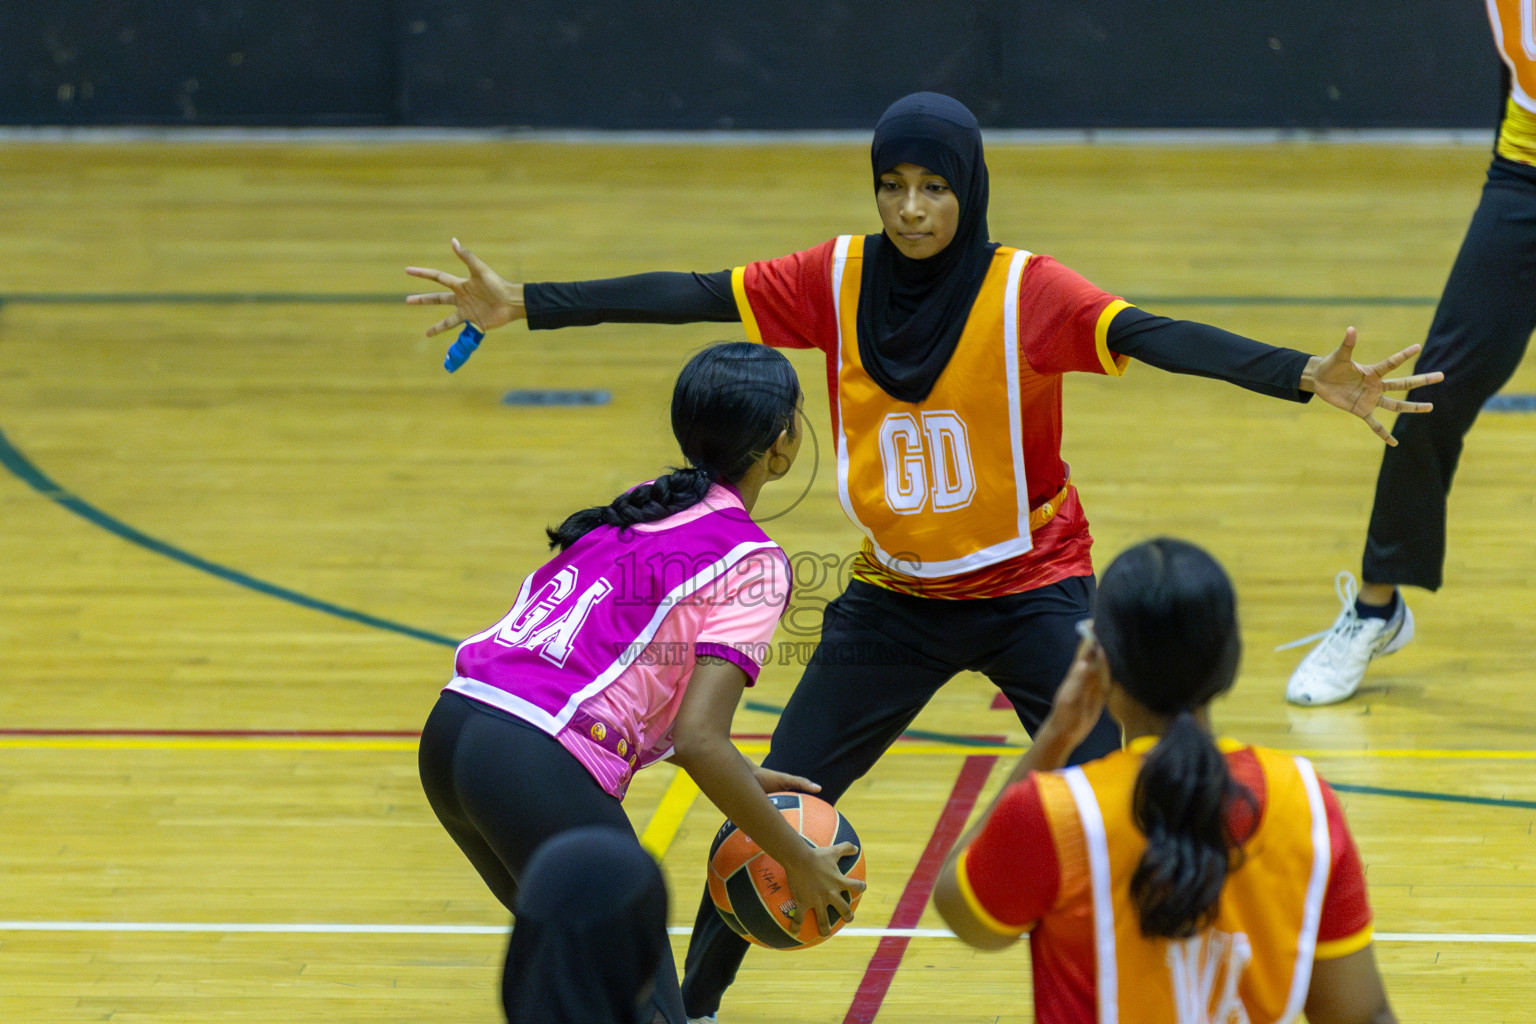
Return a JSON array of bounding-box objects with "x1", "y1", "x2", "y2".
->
[{"x1": 768, "y1": 452, "x2": 790, "y2": 476}]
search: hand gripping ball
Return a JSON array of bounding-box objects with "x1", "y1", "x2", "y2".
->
[{"x1": 706, "y1": 792, "x2": 865, "y2": 950}]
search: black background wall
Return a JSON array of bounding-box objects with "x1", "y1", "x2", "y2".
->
[{"x1": 0, "y1": 1, "x2": 1505, "y2": 130}]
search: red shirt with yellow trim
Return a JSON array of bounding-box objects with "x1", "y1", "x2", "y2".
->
[
  {"x1": 732, "y1": 237, "x2": 1130, "y2": 599},
  {"x1": 1489, "y1": 0, "x2": 1536, "y2": 164},
  {"x1": 957, "y1": 739, "x2": 1372, "y2": 1024}
]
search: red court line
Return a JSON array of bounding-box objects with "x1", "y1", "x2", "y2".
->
[
  {"x1": 843, "y1": 754, "x2": 998, "y2": 1023},
  {"x1": 0, "y1": 727, "x2": 722, "y2": 740},
  {"x1": 0, "y1": 728, "x2": 420, "y2": 738},
  {"x1": 0, "y1": 729, "x2": 1003, "y2": 743}
]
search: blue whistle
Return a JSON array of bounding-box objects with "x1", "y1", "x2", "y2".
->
[{"x1": 443, "y1": 322, "x2": 485, "y2": 372}]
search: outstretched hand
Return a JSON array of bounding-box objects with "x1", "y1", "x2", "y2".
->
[
  {"x1": 1303, "y1": 327, "x2": 1444, "y2": 445},
  {"x1": 405, "y1": 238, "x2": 524, "y2": 337}
]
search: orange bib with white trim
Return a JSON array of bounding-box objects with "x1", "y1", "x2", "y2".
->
[
  {"x1": 1056, "y1": 744, "x2": 1331, "y2": 1024},
  {"x1": 1489, "y1": 1, "x2": 1536, "y2": 163}
]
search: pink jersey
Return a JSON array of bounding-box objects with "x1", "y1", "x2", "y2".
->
[{"x1": 446, "y1": 483, "x2": 789, "y2": 798}]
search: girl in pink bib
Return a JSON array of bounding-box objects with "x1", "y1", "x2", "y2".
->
[{"x1": 418, "y1": 342, "x2": 863, "y2": 1024}]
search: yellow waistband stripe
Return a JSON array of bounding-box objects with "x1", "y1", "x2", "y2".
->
[{"x1": 1498, "y1": 97, "x2": 1536, "y2": 166}]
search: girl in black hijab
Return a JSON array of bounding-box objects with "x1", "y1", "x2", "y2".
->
[
  {"x1": 407, "y1": 92, "x2": 1440, "y2": 1021},
  {"x1": 504, "y1": 826, "x2": 670, "y2": 1024},
  {"x1": 857, "y1": 92, "x2": 999, "y2": 402}
]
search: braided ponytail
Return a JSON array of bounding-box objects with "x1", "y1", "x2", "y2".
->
[{"x1": 545, "y1": 467, "x2": 713, "y2": 551}]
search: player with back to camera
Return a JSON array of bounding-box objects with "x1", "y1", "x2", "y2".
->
[
  {"x1": 1285, "y1": 2, "x2": 1536, "y2": 705},
  {"x1": 416, "y1": 342, "x2": 863, "y2": 1024},
  {"x1": 503, "y1": 825, "x2": 671, "y2": 1024},
  {"x1": 407, "y1": 92, "x2": 1436, "y2": 1021},
  {"x1": 934, "y1": 537, "x2": 1397, "y2": 1024}
]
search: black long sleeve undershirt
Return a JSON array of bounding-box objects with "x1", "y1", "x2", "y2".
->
[
  {"x1": 524, "y1": 272, "x2": 1313, "y2": 402},
  {"x1": 1107, "y1": 306, "x2": 1313, "y2": 402},
  {"x1": 526, "y1": 272, "x2": 739, "y2": 326}
]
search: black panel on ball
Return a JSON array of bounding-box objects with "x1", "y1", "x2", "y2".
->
[{"x1": 723, "y1": 868, "x2": 801, "y2": 950}]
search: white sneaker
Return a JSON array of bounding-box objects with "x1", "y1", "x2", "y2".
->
[
  {"x1": 1282, "y1": 572, "x2": 1413, "y2": 706},
  {"x1": 687, "y1": 1016, "x2": 718, "y2": 1024}
]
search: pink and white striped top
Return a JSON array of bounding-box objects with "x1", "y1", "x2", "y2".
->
[{"x1": 445, "y1": 482, "x2": 790, "y2": 798}]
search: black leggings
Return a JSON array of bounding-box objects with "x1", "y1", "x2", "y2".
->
[
  {"x1": 680, "y1": 576, "x2": 1119, "y2": 1016},
  {"x1": 1364, "y1": 156, "x2": 1536, "y2": 590},
  {"x1": 418, "y1": 691, "x2": 685, "y2": 1024}
]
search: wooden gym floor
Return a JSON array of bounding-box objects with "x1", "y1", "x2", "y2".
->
[{"x1": 0, "y1": 138, "x2": 1532, "y2": 1022}]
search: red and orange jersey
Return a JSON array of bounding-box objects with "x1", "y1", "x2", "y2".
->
[
  {"x1": 732, "y1": 236, "x2": 1128, "y2": 598},
  {"x1": 958, "y1": 739, "x2": 1373, "y2": 1024},
  {"x1": 1487, "y1": 0, "x2": 1536, "y2": 163}
]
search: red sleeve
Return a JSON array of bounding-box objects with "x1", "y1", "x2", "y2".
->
[
  {"x1": 1014, "y1": 254, "x2": 1131, "y2": 376},
  {"x1": 959, "y1": 775, "x2": 1061, "y2": 931},
  {"x1": 1314, "y1": 777, "x2": 1374, "y2": 954},
  {"x1": 737, "y1": 239, "x2": 840, "y2": 352}
]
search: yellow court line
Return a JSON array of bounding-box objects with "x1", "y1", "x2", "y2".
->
[
  {"x1": 732, "y1": 741, "x2": 1536, "y2": 760},
  {"x1": 638, "y1": 768, "x2": 702, "y2": 859},
  {"x1": 734, "y1": 741, "x2": 1022, "y2": 755},
  {"x1": 5, "y1": 736, "x2": 1531, "y2": 863},
  {"x1": 1294, "y1": 748, "x2": 1536, "y2": 760},
  {"x1": 2, "y1": 737, "x2": 1534, "y2": 760}
]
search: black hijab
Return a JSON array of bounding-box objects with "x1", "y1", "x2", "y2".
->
[
  {"x1": 502, "y1": 827, "x2": 671, "y2": 1024},
  {"x1": 859, "y1": 92, "x2": 999, "y2": 403}
]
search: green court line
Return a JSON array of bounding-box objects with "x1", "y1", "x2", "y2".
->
[
  {"x1": 1137, "y1": 295, "x2": 1438, "y2": 307},
  {"x1": 1328, "y1": 782, "x2": 1536, "y2": 811},
  {"x1": 0, "y1": 426, "x2": 458, "y2": 648},
  {"x1": 743, "y1": 701, "x2": 1009, "y2": 748},
  {"x1": 0, "y1": 292, "x2": 1439, "y2": 307},
  {"x1": 5, "y1": 423, "x2": 1533, "y2": 814},
  {"x1": 0, "y1": 293, "x2": 402, "y2": 305},
  {"x1": 742, "y1": 700, "x2": 1536, "y2": 810}
]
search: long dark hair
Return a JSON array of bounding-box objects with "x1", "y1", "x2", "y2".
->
[
  {"x1": 546, "y1": 342, "x2": 801, "y2": 550},
  {"x1": 1091, "y1": 537, "x2": 1254, "y2": 939}
]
